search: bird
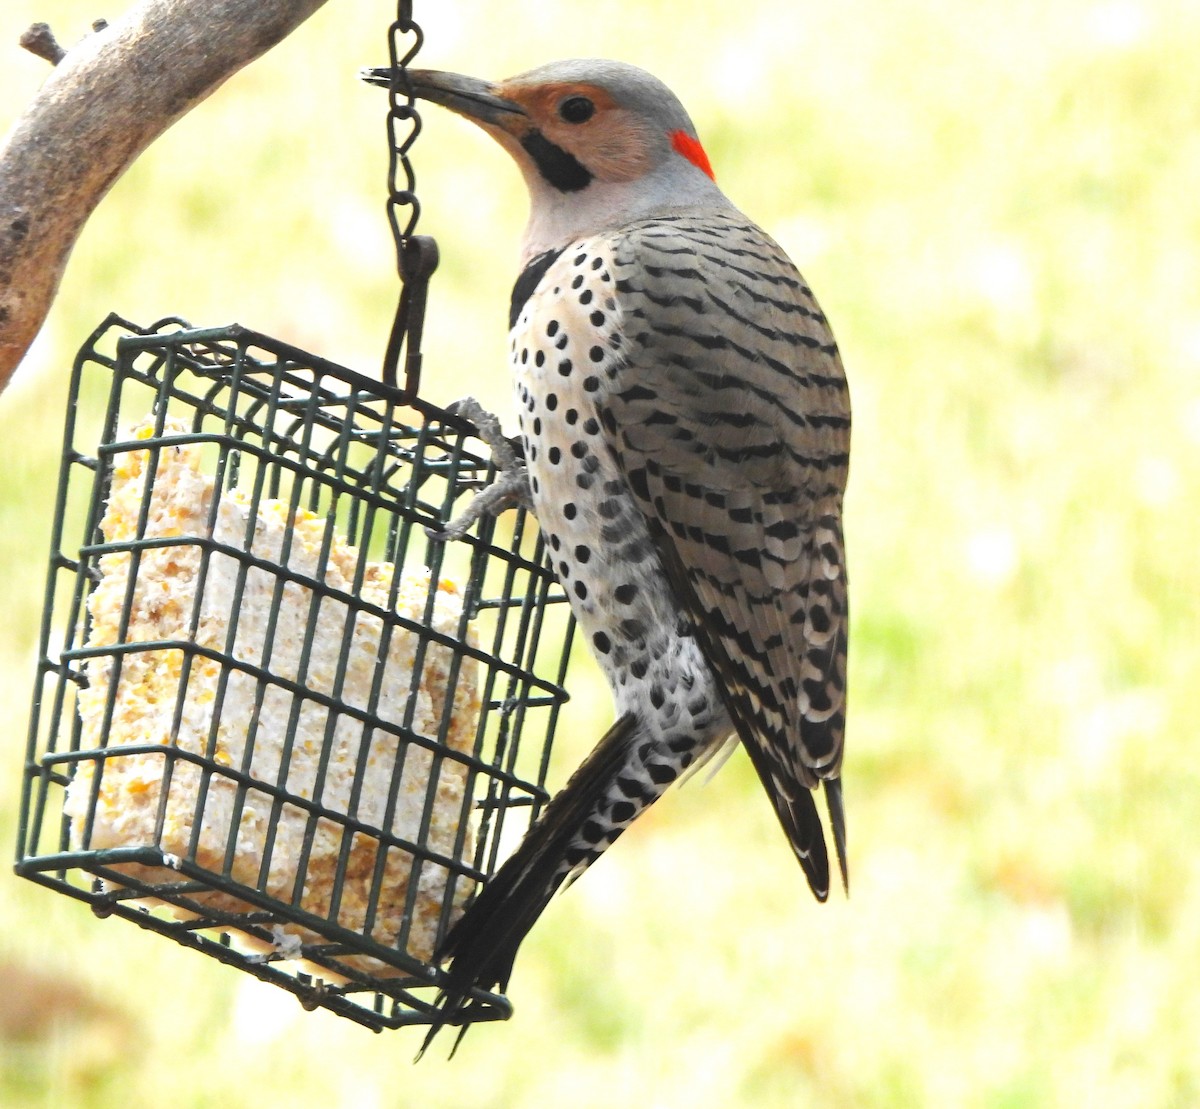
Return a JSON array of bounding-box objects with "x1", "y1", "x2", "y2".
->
[{"x1": 362, "y1": 58, "x2": 851, "y2": 1045}]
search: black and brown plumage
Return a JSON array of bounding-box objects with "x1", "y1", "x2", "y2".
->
[{"x1": 364, "y1": 58, "x2": 851, "y2": 1043}]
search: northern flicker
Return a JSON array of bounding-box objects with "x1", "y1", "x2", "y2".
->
[{"x1": 364, "y1": 59, "x2": 851, "y2": 1036}]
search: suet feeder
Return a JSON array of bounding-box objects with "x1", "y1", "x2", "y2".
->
[{"x1": 13, "y1": 6, "x2": 575, "y2": 1032}]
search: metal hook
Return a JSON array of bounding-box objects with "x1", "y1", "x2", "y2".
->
[{"x1": 380, "y1": 3, "x2": 438, "y2": 396}]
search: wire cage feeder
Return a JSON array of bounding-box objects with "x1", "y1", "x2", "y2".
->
[{"x1": 14, "y1": 314, "x2": 576, "y2": 1031}]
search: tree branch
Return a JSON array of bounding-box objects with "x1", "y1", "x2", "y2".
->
[{"x1": 0, "y1": 0, "x2": 329, "y2": 389}]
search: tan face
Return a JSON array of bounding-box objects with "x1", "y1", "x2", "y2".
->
[{"x1": 486, "y1": 80, "x2": 659, "y2": 184}]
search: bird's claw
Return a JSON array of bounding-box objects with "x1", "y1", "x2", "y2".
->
[{"x1": 430, "y1": 397, "x2": 533, "y2": 541}]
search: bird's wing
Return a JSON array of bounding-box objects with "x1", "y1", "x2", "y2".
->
[{"x1": 600, "y1": 209, "x2": 851, "y2": 897}]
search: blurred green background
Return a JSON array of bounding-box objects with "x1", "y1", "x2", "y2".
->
[{"x1": 2, "y1": 1, "x2": 1198, "y2": 1106}]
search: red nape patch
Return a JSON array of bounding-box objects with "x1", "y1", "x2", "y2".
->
[{"x1": 670, "y1": 129, "x2": 715, "y2": 180}]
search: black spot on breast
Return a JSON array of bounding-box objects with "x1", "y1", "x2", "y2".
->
[{"x1": 620, "y1": 618, "x2": 646, "y2": 641}]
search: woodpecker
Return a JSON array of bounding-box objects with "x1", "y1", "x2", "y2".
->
[{"x1": 363, "y1": 59, "x2": 851, "y2": 1039}]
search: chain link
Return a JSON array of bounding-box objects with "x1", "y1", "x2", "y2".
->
[
  {"x1": 385, "y1": 1, "x2": 422, "y2": 242},
  {"x1": 382, "y1": 0, "x2": 439, "y2": 396}
]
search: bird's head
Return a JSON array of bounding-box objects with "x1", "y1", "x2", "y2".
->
[{"x1": 363, "y1": 58, "x2": 727, "y2": 258}]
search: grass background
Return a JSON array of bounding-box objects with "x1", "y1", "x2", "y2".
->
[{"x1": 2, "y1": 1, "x2": 1198, "y2": 1105}]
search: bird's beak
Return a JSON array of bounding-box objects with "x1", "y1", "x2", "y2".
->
[{"x1": 360, "y1": 67, "x2": 527, "y2": 132}]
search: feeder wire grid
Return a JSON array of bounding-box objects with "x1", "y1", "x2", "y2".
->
[{"x1": 14, "y1": 315, "x2": 577, "y2": 1031}]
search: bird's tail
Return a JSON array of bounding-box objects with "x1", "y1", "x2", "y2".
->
[
  {"x1": 824, "y1": 776, "x2": 849, "y2": 896},
  {"x1": 419, "y1": 712, "x2": 642, "y2": 1056}
]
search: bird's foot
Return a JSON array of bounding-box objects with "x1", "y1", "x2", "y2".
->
[{"x1": 431, "y1": 397, "x2": 533, "y2": 541}]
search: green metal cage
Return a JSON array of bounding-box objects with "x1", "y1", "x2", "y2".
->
[{"x1": 14, "y1": 315, "x2": 575, "y2": 1032}]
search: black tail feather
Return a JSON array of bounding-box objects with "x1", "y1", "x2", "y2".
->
[
  {"x1": 419, "y1": 712, "x2": 640, "y2": 1055},
  {"x1": 824, "y1": 777, "x2": 849, "y2": 896},
  {"x1": 776, "y1": 778, "x2": 831, "y2": 901},
  {"x1": 641, "y1": 519, "x2": 844, "y2": 904}
]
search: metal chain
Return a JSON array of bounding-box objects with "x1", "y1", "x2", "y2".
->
[{"x1": 382, "y1": 0, "x2": 439, "y2": 397}]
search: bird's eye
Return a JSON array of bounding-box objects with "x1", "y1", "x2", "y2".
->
[{"x1": 558, "y1": 96, "x2": 595, "y2": 124}]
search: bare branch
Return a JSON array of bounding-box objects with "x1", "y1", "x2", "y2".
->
[{"x1": 0, "y1": 0, "x2": 329, "y2": 389}]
